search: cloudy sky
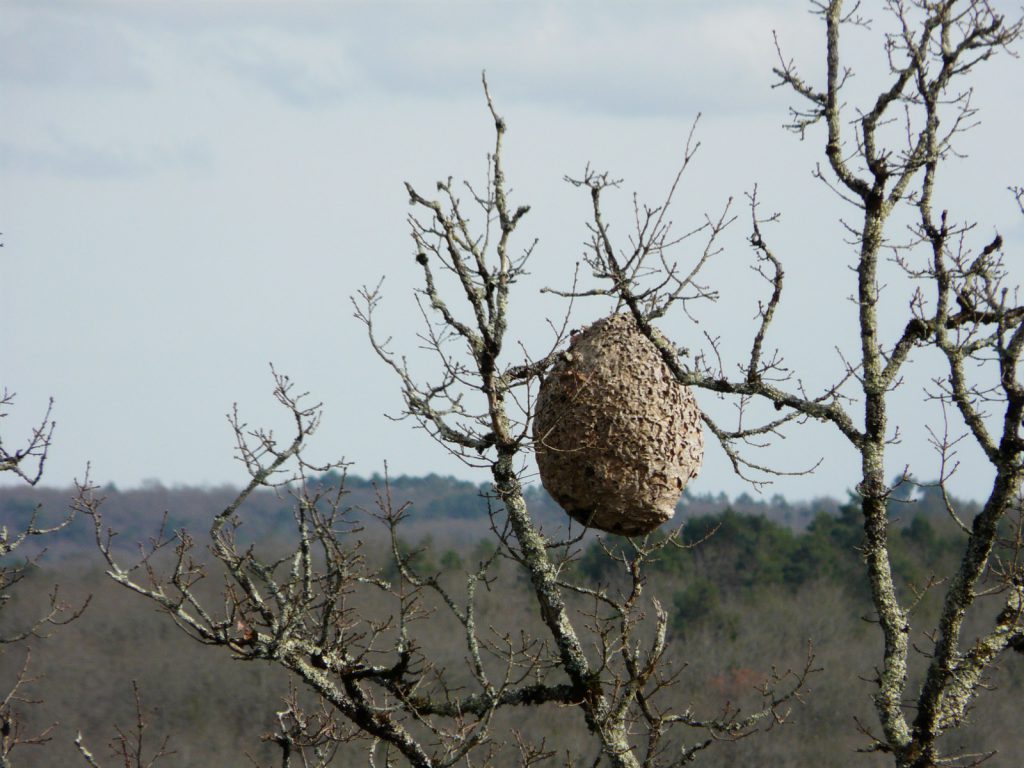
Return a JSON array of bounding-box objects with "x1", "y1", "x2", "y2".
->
[{"x1": 3, "y1": 1, "x2": 1023, "y2": 501}]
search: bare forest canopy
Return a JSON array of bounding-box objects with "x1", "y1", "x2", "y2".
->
[
  {"x1": 0, "y1": 475, "x2": 1016, "y2": 768},
  {"x1": 0, "y1": 471, "x2": 956, "y2": 550},
  {"x1": 0, "y1": 472, "x2": 983, "y2": 591}
]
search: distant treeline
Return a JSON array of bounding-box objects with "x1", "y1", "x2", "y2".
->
[
  {"x1": 372, "y1": 485, "x2": 980, "y2": 638},
  {"x1": 0, "y1": 471, "x2": 978, "y2": 568}
]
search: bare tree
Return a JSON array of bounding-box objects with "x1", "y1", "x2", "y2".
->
[
  {"x1": 76, "y1": 362, "x2": 811, "y2": 768},
  {"x1": 557, "y1": 2, "x2": 1023, "y2": 766},
  {"x1": 0, "y1": 392, "x2": 54, "y2": 488},
  {"x1": 70, "y1": 3, "x2": 1024, "y2": 766},
  {"x1": 75, "y1": 681, "x2": 175, "y2": 768},
  {"x1": 352, "y1": 80, "x2": 814, "y2": 766},
  {"x1": 1, "y1": 391, "x2": 82, "y2": 767},
  {"x1": 1, "y1": 393, "x2": 68, "y2": 639},
  {"x1": 74, "y1": 82, "x2": 814, "y2": 766}
]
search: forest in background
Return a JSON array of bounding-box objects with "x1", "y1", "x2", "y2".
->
[{"x1": 2, "y1": 475, "x2": 1020, "y2": 767}]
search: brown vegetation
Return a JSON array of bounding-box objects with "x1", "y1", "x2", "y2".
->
[{"x1": 0, "y1": 493, "x2": 1022, "y2": 766}]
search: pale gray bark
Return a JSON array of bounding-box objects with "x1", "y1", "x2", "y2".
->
[
  {"x1": 574, "y1": 2, "x2": 1024, "y2": 766},
  {"x1": 357, "y1": 80, "x2": 812, "y2": 768}
]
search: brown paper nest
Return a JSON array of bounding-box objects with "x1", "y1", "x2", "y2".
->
[{"x1": 532, "y1": 313, "x2": 703, "y2": 536}]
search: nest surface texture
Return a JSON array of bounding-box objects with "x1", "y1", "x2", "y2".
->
[{"x1": 533, "y1": 313, "x2": 703, "y2": 536}]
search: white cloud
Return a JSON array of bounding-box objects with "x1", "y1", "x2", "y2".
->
[
  {"x1": 349, "y1": 4, "x2": 821, "y2": 116},
  {"x1": 3, "y1": 2, "x2": 820, "y2": 118},
  {"x1": 130, "y1": 2, "x2": 819, "y2": 117},
  {"x1": 0, "y1": 6, "x2": 153, "y2": 89},
  {"x1": 0, "y1": 138, "x2": 211, "y2": 179},
  {"x1": 206, "y1": 26, "x2": 361, "y2": 108}
]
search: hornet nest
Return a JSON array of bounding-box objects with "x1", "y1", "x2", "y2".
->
[{"x1": 532, "y1": 313, "x2": 703, "y2": 536}]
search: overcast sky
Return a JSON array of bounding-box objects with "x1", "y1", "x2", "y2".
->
[{"x1": 3, "y1": 1, "x2": 1023, "y2": 501}]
